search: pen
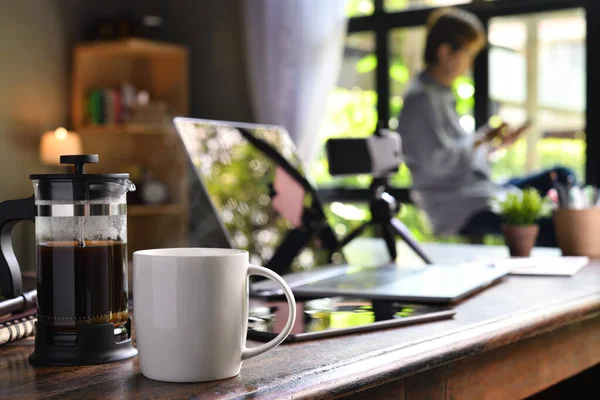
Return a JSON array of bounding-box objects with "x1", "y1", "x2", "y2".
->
[
  {"x1": 549, "y1": 171, "x2": 567, "y2": 207},
  {"x1": 582, "y1": 185, "x2": 594, "y2": 208},
  {"x1": 547, "y1": 188, "x2": 560, "y2": 206},
  {"x1": 0, "y1": 290, "x2": 37, "y2": 315},
  {"x1": 564, "y1": 175, "x2": 577, "y2": 208},
  {"x1": 569, "y1": 186, "x2": 584, "y2": 209},
  {"x1": 566, "y1": 174, "x2": 576, "y2": 190}
]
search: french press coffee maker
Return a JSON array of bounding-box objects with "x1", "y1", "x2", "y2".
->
[{"x1": 0, "y1": 155, "x2": 137, "y2": 365}]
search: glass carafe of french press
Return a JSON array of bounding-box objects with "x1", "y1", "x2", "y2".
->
[{"x1": 0, "y1": 155, "x2": 138, "y2": 365}]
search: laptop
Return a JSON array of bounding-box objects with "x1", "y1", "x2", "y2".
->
[{"x1": 174, "y1": 117, "x2": 509, "y2": 304}]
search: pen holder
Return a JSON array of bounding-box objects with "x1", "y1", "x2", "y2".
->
[{"x1": 554, "y1": 208, "x2": 600, "y2": 258}]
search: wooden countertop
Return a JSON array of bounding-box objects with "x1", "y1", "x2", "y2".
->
[{"x1": 2, "y1": 243, "x2": 600, "y2": 399}]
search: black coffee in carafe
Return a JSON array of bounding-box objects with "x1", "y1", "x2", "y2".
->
[
  {"x1": 0, "y1": 154, "x2": 139, "y2": 365},
  {"x1": 37, "y1": 241, "x2": 128, "y2": 329}
]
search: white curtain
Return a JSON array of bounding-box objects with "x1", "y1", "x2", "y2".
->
[{"x1": 241, "y1": 0, "x2": 347, "y2": 166}]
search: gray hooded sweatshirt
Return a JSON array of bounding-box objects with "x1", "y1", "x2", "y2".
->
[{"x1": 397, "y1": 71, "x2": 507, "y2": 235}]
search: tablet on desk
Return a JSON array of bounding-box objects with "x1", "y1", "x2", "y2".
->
[{"x1": 247, "y1": 297, "x2": 456, "y2": 343}]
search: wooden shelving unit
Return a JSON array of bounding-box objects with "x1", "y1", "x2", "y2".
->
[
  {"x1": 71, "y1": 38, "x2": 190, "y2": 258},
  {"x1": 78, "y1": 124, "x2": 177, "y2": 136},
  {"x1": 72, "y1": 38, "x2": 187, "y2": 57}
]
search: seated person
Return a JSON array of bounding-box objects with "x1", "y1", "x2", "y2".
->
[{"x1": 397, "y1": 7, "x2": 574, "y2": 246}]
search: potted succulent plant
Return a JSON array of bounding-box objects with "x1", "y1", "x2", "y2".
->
[{"x1": 492, "y1": 188, "x2": 552, "y2": 257}]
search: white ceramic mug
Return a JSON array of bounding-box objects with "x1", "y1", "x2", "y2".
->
[{"x1": 133, "y1": 248, "x2": 296, "y2": 383}]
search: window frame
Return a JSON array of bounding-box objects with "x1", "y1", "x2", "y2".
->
[{"x1": 323, "y1": 0, "x2": 596, "y2": 202}]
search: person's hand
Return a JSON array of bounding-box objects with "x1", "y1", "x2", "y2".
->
[
  {"x1": 474, "y1": 122, "x2": 508, "y2": 148},
  {"x1": 498, "y1": 123, "x2": 530, "y2": 148}
]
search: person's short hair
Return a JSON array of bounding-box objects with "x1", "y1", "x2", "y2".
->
[{"x1": 424, "y1": 8, "x2": 486, "y2": 65}]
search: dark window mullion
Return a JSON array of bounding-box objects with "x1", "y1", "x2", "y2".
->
[
  {"x1": 475, "y1": 0, "x2": 583, "y2": 18},
  {"x1": 374, "y1": 0, "x2": 383, "y2": 12},
  {"x1": 474, "y1": 16, "x2": 490, "y2": 131},
  {"x1": 375, "y1": 25, "x2": 390, "y2": 129},
  {"x1": 348, "y1": 13, "x2": 426, "y2": 33},
  {"x1": 586, "y1": 0, "x2": 599, "y2": 185},
  {"x1": 373, "y1": 0, "x2": 390, "y2": 129}
]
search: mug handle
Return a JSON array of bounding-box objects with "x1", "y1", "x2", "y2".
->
[{"x1": 242, "y1": 264, "x2": 296, "y2": 361}]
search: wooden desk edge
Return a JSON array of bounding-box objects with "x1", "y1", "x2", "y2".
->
[{"x1": 250, "y1": 292, "x2": 600, "y2": 399}]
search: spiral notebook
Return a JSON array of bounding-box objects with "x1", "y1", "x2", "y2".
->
[{"x1": 0, "y1": 307, "x2": 36, "y2": 346}]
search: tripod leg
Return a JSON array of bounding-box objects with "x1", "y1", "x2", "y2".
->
[
  {"x1": 381, "y1": 223, "x2": 397, "y2": 262},
  {"x1": 339, "y1": 222, "x2": 371, "y2": 248},
  {"x1": 389, "y1": 217, "x2": 433, "y2": 264}
]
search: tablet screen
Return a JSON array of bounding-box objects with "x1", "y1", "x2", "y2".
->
[{"x1": 248, "y1": 297, "x2": 454, "y2": 342}]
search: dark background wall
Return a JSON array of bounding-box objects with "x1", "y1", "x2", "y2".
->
[
  {"x1": 0, "y1": 0, "x2": 133, "y2": 271},
  {"x1": 134, "y1": 0, "x2": 254, "y2": 248},
  {"x1": 138, "y1": 0, "x2": 253, "y2": 122},
  {"x1": 0, "y1": 0, "x2": 250, "y2": 271}
]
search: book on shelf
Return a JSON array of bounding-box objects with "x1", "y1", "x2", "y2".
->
[
  {"x1": 86, "y1": 82, "x2": 174, "y2": 127},
  {"x1": 88, "y1": 89, "x2": 104, "y2": 125},
  {"x1": 103, "y1": 88, "x2": 115, "y2": 125},
  {"x1": 87, "y1": 82, "x2": 137, "y2": 127}
]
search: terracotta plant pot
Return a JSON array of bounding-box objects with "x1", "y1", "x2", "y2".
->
[
  {"x1": 502, "y1": 224, "x2": 540, "y2": 257},
  {"x1": 554, "y1": 208, "x2": 600, "y2": 257}
]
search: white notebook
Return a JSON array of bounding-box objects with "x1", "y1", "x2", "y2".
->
[{"x1": 489, "y1": 256, "x2": 589, "y2": 276}]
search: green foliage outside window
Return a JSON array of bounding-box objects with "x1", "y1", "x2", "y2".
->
[{"x1": 313, "y1": 38, "x2": 585, "y2": 245}]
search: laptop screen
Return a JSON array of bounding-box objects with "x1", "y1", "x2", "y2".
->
[{"x1": 174, "y1": 118, "x2": 331, "y2": 271}]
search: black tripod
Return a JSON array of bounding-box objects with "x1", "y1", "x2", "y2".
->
[{"x1": 338, "y1": 177, "x2": 433, "y2": 264}]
